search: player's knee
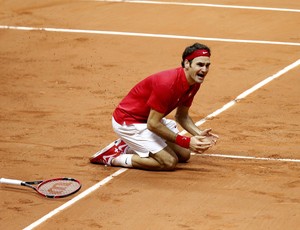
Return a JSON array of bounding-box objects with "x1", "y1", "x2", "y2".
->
[
  {"x1": 161, "y1": 156, "x2": 178, "y2": 170},
  {"x1": 152, "y1": 148, "x2": 178, "y2": 170}
]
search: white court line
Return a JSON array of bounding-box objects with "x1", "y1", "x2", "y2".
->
[
  {"x1": 1, "y1": 25, "x2": 300, "y2": 46},
  {"x1": 201, "y1": 154, "x2": 300, "y2": 163},
  {"x1": 93, "y1": 0, "x2": 300, "y2": 13}
]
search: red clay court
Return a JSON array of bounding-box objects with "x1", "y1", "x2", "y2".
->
[{"x1": 0, "y1": 0, "x2": 299, "y2": 229}]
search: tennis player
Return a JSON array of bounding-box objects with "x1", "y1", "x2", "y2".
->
[{"x1": 90, "y1": 43, "x2": 218, "y2": 170}]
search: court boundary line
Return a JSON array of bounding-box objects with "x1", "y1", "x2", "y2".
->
[
  {"x1": 200, "y1": 153, "x2": 300, "y2": 163},
  {"x1": 92, "y1": 0, "x2": 300, "y2": 13},
  {"x1": 23, "y1": 59, "x2": 300, "y2": 229},
  {"x1": 1, "y1": 25, "x2": 300, "y2": 47}
]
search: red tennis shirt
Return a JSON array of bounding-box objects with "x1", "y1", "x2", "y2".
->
[{"x1": 113, "y1": 67, "x2": 201, "y2": 125}]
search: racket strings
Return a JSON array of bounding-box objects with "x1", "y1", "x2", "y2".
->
[{"x1": 38, "y1": 180, "x2": 81, "y2": 196}]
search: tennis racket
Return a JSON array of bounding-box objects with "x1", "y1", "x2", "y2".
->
[{"x1": 0, "y1": 177, "x2": 81, "y2": 198}]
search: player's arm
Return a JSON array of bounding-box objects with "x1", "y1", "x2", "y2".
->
[
  {"x1": 175, "y1": 105, "x2": 203, "y2": 136},
  {"x1": 147, "y1": 108, "x2": 213, "y2": 153},
  {"x1": 147, "y1": 109, "x2": 177, "y2": 142},
  {"x1": 175, "y1": 106, "x2": 219, "y2": 146}
]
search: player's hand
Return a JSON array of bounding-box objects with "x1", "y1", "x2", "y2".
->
[
  {"x1": 199, "y1": 128, "x2": 219, "y2": 145},
  {"x1": 189, "y1": 135, "x2": 213, "y2": 154}
]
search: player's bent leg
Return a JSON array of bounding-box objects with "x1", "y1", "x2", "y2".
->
[
  {"x1": 167, "y1": 141, "x2": 191, "y2": 163},
  {"x1": 130, "y1": 146, "x2": 178, "y2": 171}
]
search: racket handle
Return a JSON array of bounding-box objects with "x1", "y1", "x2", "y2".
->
[{"x1": 0, "y1": 178, "x2": 23, "y2": 185}]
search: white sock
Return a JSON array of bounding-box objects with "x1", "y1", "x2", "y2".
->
[{"x1": 112, "y1": 154, "x2": 133, "y2": 168}]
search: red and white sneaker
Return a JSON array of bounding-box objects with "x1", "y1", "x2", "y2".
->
[{"x1": 90, "y1": 139, "x2": 127, "y2": 166}]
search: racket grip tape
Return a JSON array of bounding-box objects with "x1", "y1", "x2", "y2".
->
[{"x1": 0, "y1": 178, "x2": 23, "y2": 185}]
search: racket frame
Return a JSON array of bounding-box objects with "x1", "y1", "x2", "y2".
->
[{"x1": 0, "y1": 177, "x2": 81, "y2": 198}]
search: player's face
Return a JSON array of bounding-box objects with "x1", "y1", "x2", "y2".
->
[{"x1": 184, "y1": 56, "x2": 210, "y2": 84}]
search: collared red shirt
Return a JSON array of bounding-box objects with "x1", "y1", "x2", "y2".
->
[{"x1": 113, "y1": 67, "x2": 200, "y2": 125}]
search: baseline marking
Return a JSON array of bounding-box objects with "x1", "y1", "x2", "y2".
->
[
  {"x1": 201, "y1": 153, "x2": 300, "y2": 163},
  {"x1": 93, "y1": 0, "x2": 300, "y2": 13},
  {"x1": 1, "y1": 25, "x2": 300, "y2": 46}
]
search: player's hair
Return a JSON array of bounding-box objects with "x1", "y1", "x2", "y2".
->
[{"x1": 181, "y1": 43, "x2": 211, "y2": 67}]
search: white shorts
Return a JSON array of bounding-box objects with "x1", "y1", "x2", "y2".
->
[{"x1": 112, "y1": 117, "x2": 179, "y2": 157}]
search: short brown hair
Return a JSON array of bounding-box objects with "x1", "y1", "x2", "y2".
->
[{"x1": 181, "y1": 43, "x2": 211, "y2": 67}]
